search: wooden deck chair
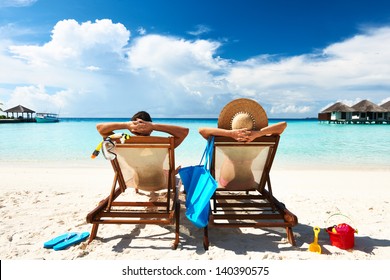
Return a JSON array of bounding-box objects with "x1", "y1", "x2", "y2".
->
[
  {"x1": 203, "y1": 134, "x2": 298, "y2": 250},
  {"x1": 86, "y1": 136, "x2": 180, "y2": 249}
]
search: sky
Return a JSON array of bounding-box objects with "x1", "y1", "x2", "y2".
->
[{"x1": 1, "y1": 0, "x2": 390, "y2": 118}]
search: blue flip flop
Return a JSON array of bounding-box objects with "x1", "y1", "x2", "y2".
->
[
  {"x1": 53, "y1": 232, "x2": 90, "y2": 251},
  {"x1": 43, "y1": 232, "x2": 77, "y2": 249}
]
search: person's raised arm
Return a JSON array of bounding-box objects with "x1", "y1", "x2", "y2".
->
[
  {"x1": 247, "y1": 122, "x2": 287, "y2": 142},
  {"x1": 152, "y1": 123, "x2": 189, "y2": 148},
  {"x1": 198, "y1": 127, "x2": 249, "y2": 141},
  {"x1": 96, "y1": 122, "x2": 135, "y2": 138},
  {"x1": 136, "y1": 120, "x2": 189, "y2": 148},
  {"x1": 199, "y1": 122, "x2": 287, "y2": 142}
]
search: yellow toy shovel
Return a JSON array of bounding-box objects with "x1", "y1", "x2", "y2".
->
[{"x1": 308, "y1": 226, "x2": 321, "y2": 254}]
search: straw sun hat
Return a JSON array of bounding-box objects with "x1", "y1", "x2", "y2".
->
[{"x1": 217, "y1": 98, "x2": 268, "y2": 130}]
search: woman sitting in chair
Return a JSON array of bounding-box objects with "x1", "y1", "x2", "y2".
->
[{"x1": 198, "y1": 98, "x2": 287, "y2": 190}]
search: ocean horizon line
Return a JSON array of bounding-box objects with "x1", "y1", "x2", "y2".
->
[{"x1": 57, "y1": 117, "x2": 319, "y2": 121}]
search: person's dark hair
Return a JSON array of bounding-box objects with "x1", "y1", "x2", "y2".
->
[{"x1": 131, "y1": 111, "x2": 152, "y2": 122}]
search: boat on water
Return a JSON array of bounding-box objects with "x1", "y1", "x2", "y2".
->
[{"x1": 35, "y1": 113, "x2": 59, "y2": 123}]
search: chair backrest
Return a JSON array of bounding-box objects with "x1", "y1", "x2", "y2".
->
[
  {"x1": 212, "y1": 135, "x2": 279, "y2": 191},
  {"x1": 111, "y1": 136, "x2": 175, "y2": 192}
]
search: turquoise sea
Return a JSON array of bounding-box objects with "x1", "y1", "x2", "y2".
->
[{"x1": 1, "y1": 118, "x2": 389, "y2": 169}]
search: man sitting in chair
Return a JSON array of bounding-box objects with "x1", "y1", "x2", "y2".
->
[
  {"x1": 96, "y1": 111, "x2": 189, "y2": 192},
  {"x1": 198, "y1": 98, "x2": 286, "y2": 190},
  {"x1": 96, "y1": 111, "x2": 188, "y2": 148}
]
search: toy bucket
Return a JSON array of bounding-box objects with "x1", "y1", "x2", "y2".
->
[{"x1": 326, "y1": 223, "x2": 356, "y2": 250}]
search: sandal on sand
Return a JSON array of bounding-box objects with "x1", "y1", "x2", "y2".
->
[
  {"x1": 43, "y1": 232, "x2": 76, "y2": 249},
  {"x1": 53, "y1": 232, "x2": 90, "y2": 251}
]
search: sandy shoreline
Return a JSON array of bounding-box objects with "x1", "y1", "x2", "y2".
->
[{"x1": 0, "y1": 161, "x2": 389, "y2": 261}]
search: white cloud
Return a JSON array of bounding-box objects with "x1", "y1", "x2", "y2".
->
[
  {"x1": 9, "y1": 19, "x2": 130, "y2": 67},
  {"x1": 85, "y1": 65, "x2": 100, "y2": 71},
  {"x1": 7, "y1": 84, "x2": 68, "y2": 112},
  {"x1": 379, "y1": 97, "x2": 390, "y2": 105},
  {"x1": 223, "y1": 26, "x2": 390, "y2": 116},
  {"x1": 188, "y1": 24, "x2": 211, "y2": 36},
  {"x1": 137, "y1": 27, "x2": 146, "y2": 35},
  {"x1": 128, "y1": 34, "x2": 223, "y2": 74},
  {"x1": 0, "y1": 0, "x2": 37, "y2": 7},
  {"x1": 270, "y1": 104, "x2": 311, "y2": 114},
  {"x1": 1, "y1": 19, "x2": 390, "y2": 118},
  {"x1": 125, "y1": 34, "x2": 230, "y2": 115},
  {"x1": 1, "y1": 19, "x2": 132, "y2": 116},
  {"x1": 0, "y1": 23, "x2": 35, "y2": 39}
]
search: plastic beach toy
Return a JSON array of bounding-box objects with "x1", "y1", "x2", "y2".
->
[
  {"x1": 326, "y1": 223, "x2": 357, "y2": 250},
  {"x1": 325, "y1": 213, "x2": 358, "y2": 250},
  {"x1": 308, "y1": 226, "x2": 322, "y2": 254}
]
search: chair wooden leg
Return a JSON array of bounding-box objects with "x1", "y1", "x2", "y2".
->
[
  {"x1": 286, "y1": 227, "x2": 296, "y2": 246},
  {"x1": 88, "y1": 223, "x2": 99, "y2": 244},
  {"x1": 203, "y1": 226, "x2": 209, "y2": 250},
  {"x1": 172, "y1": 200, "x2": 180, "y2": 250}
]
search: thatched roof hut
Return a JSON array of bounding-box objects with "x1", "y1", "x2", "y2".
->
[
  {"x1": 351, "y1": 100, "x2": 387, "y2": 123},
  {"x1": 321, "y1": 102, "x2": 355, "y2": 113},
  {"x1": 352, "y1": 100, "x2": 387, "y2": 113},
  {"x1": 319, "y1": 99, "x2": 390, "y2": 124},
  {"x1": 318, "y1": 102, "x2": 354, "y2": 122},
  {"x1": 380, "y1": 100, "x2": 390, "y2": 111},
  {"x1": 4, "y1": 105, "x2": 35, "y2": 119},
  {"x1": 4, "y1": 105, "x2": 35, "y2": 113}
]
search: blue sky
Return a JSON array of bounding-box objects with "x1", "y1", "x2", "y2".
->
[{"x1": 1, "y1": 0, "x2": 390, "y2": 118}]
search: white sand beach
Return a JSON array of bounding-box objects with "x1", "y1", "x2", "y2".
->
[{"x1": 1, "y1": 161, "x2": 389, "y2": 262}]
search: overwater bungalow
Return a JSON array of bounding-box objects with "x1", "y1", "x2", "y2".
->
[
  {"x1": 380, "y1": 100, "x2": 390, "y2": 122},
  {"x1": 319, "y1": 99, "x2": 390, "y2": 124},
  {"x1": 318, "y1": 102, "x2": 355, "y2": 123},
  {"x1": 351, "y1": 100, "x2": 387, "y2": 124}
]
